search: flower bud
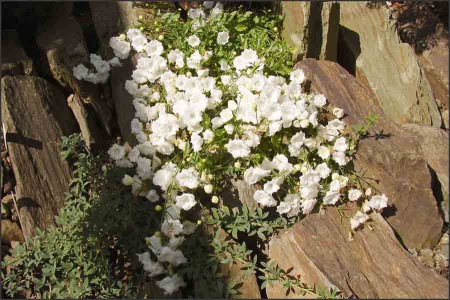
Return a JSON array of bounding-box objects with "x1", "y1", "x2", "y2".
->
[
  {"x1": 211, "y1": 196, "x2": 219, "y2": 204},
  {"x1": 365, "y1": 188, "x2": 372, "y2": 196},
  {"x1": 122, "y1": 174, "x2": 134, "y2": 186},
  {"x1": 139, "y1": 26, "x2": 145, "y2": 31},
  {"x1": 273, "y1": 27, "x2": 278, "y2": 32},
  {"x1": 154, "y1": 231, "x2": 161, "y2": 237},
  {"x1": 204, "y1": 184, "x2": 213, "y2": 194},
  {"x1": 294, "y1": 164, "x2": 301, "y2": 172},
  {"x1": 234, "y1": 161, "x2": 241, "y2": 169},
  {"x1": 138, "y1": 15, "x2": 144, "y2": 20},
  {"x1": 186, "y1": 71, "x2": 192, "y2": 77},
  {"x1": 197, "y1": 220, "x2": 202, "y2": 225},
  {"x1": 155, "y1": 205, "x2": 163, "y2": 212},
  {"x1": 158, "y1": 35, "x2": 164, "y2": 41},
  {"x1": 208, "y1": 174, "x2": 214, "y2": 180},
  {"x1": 119, "y1": 34, "x2": 126, "y2": 41}
]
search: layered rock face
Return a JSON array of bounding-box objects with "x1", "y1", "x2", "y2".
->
[
  {"x1": 1, "y1": 76, "x2": 78, "y2": 239},
  {"x1": 338, "y1": 3, "x2": 442, "y2": 128}
]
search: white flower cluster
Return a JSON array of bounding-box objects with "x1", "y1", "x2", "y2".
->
[
  {"x1": 76, "y1": 3, "x2": 388, "y2": 295},
  {"x1": 73, "y1": 54, "x2": 122, "y2": 84}
]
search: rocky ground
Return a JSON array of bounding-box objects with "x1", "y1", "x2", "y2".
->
[{"x1": 1, "y1": 1, "x2": 448, "y2": 298}]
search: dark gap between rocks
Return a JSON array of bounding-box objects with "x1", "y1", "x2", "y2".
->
[{"x1": 427, "y1": 164, "x2": 447, "y2": 226}]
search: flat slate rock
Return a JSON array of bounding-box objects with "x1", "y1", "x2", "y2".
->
[
  {"x1": 296, "y1": 58, "x2": 443, "y2": 250},
  {"x1": 1, "y1": 75, "x2": 78, "y2": 239},
  {"x1": 267, "y1": 203, "x2": 448, "y2": 298}
]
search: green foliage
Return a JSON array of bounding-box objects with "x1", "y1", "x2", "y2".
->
[
  {"x1": 353, "y1": 112, "x2": 379, "y2": 139},
  {"x1": 142, "y1": 6, "x2": 293, "y2": 77},
  {"x1": 1, "y1": 134, "x2": 151, "y2": 298},
  {"x1": 207, "y1": 204, "x2": 298, "y2": 241}
]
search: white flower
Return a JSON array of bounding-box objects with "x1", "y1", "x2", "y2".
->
[
  {"x1": 350, "y1": 211, "x2": 369, "y2": 230},
  {"x1": 168, "y1": 49, "x2": 185, "y2": 68},
  {"x1": 333, "y1": 107, "x2": 344, "y2": 118},
  {"x1": 73, "y1": 64, "x2": 89, "y2": 80},
  {"x1": 312, "y1": 94, "x2": 327, "y2": 107},
  {"x1": 289, "y1": 132, "x2": 306, "y2": 157},
  {"x1": 224, "y1": 124, "x2": 234, "y2": 134},
  {"x1": 329, "y1": 179, "x2": 341, "y2": 192},
  {"x1": 157, "y1": 274, "x2": 186, "y2": 295},
  {"x1": 368, "y1": 194, "x2": 388, "y2": 211},
  {"x1": 187, "y1": 50, "x2": 202, "y2": 69},
  {"x1": 161, "y1": 219, "x2": 184, "y2": 236},
  {"x1": 253, "y1": 190, "x2": 277, "y2": 207},
  {"x1": 109, "y1": 57, "x2": 122, "y2": 67},
  {"x1": 122, "y1": 174, "x2": 134, "y2": 186},
  {"x1": 332, "y1": 151, "x2": 348, "y2": 166},
  {"x1": 334, "y1": 137, "x2": 348, "y2": 152},
  {"x1": 176, "y1": 193, "x2": 197, "y2": 211},
  {"x1": 158, "y1": 246, "x2": 188, "y2": 266},
  {"x1": 145, "y1": 189, "x2": 160, "y2": 202},
  {"x1": 202, "y1": 129, "x2": 214, "y2": 142},
  {"x1": 264, "y1": 177, "x2": 282, "y2": 194},
  {"x1": 348, "y1": 189, "x2": 362, "y2": 202},
  {"x1": 323, "y1": 191, "x2": 340, "y2": 205},
  {"x1": 109, "y1": 36, "x2": 131, "y2": 59},
  {"x1": 244, "y1": 167, "x2": 271, "y2": 185},
  {"x1": 188, "y1": 8, "x2": 205, "y2": 19},
  {"x1": 220, "y1": 108, "x2": 233, "y2": 123},
  {"x1": 128, "y1": 147, "x2": 140, "y2": 163},
  {"x1": 225, "y1": 139, "x2": 251, "y2": 158},
  {"x1": 137, "y1": 252, "x2": 165, "y2": 277},
  {"x1": 153, "y1": 162, "x2": 176, "y2": 191},
  {"x1": 301, "y1": 198, "x2": 318, "y2": 214},
  {"x1": 191, "y1": 133, "x2": 204, "y2": 152},
  {"x1": 145, "y1": 234, "x2": 162, "y2": 254},
  {"x1": 187, "y1": 34, "x2": 201, "y2": 47},
  {"x1": 217, "y1": 31, "x2": 229, "y2": 45},
  {"x1": 317, "y1": 146, "x2": 330, "y2": 160},
  {"x1": 289, "y1": 69, "x2": 305, "y2": 84},
  {"x1": 315, "y1": 163, "x2": 331, "y2": 179},
  {"x1": 272, "y1": 154, "x2": 293, "y2": 174},
  {"x1": 175, "y1": 168, "x2": 199, "y2": 189},
  {"x1": 115, "y1": 158, "x2": 133, "y2": 168},
  {"x1": 131, "y1": 34, "x2": 148, "y2": 52},
  {"x1": 108, "y1": 144, "x2": 125, "y2": 160},
  {"x1": 145, "y1": 40, "x2": 164, "y2": 57}
]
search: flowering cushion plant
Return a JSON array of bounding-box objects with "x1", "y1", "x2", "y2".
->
[{"x1": 74, "y1": 2, "x2": 388, "y2": 295}]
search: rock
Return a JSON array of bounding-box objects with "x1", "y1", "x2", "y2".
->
[
  {"x1": 296, "y1": 58, "x2": 443, "y2": 249},
  {"x1": 418, "y1": 38, "x2": 449, "y2": 110},
  {"x1": 401, "y1": 123, "x2": 449, "y2": 222},
  {"x1": 1, "y1": 244, "x2": 11, "y2": 260},
  {"x1": 418, "y1": 248, "x2": 436, "y2": 268},
  {"x1": 221, "y1": 179, "x2": 259, "y2": 210},
  {"x1": 1, "y1": 220, "x2": 24, "y2": 244},
  {"x1": 90, "y1": 2, "x2": 171, "y2": 144},
  {"x1": 67, "y1": 94, "x2": 109, "y2": 150},
  {"x1": 199, "y1": 209, "x2": 261, "y2": 298},
  {"x1": 220, "y1": 257, "x2": 261, "y2": 299},
  {"x1": 267, "y1": 203, "x2": 448, "y2": 298},
  {"x1": 278, "y1": 2, "x2": 339, "y2": 62},
  {"x1": 1, "y1": 75, "x2": 78, "y2": 239},
  {"x1": 1, "y1": 195, "x2": 14, "y2": 218},
  {"x1": 339, "y1": 3, "x2": 442, "y2": 128},
  {"x1": 1, "y1": 30, "x2": 36, "y2": 76},
  {"x1": 36, "y1": 3, "x2": 113, "y2": 136},
  {"x1": 443, "y1": 109, "x2": 449, "y2": 129}
]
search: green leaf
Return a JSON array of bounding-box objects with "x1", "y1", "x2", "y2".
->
[{"x1": 235, "y1": 24, "x2": 247, "y2": 32}]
